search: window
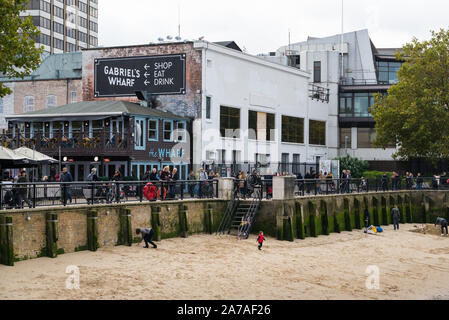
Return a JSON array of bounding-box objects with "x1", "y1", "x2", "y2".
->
[
  {"x1": 89, "y1": 36, "x2": 97, "y2": 47},
  {"x1": 135, "y1": 119, "x2": 144, "y2": 148},
  {"x1": 217, "y1": 149, "x2": 226, "y2": 164},
  {"x1": 282, "y1": 115, "x2": 304, "y2": 144},
  {"x1": 357, "y1": 128, "x2": 376, "y2": 148},
  {"x1": 39, "y1": 34, "x2": 51, "y2": 46},
  {"x1": 67, "y1": 42, "x2": 76, "y2": 52},
  {"x1": 39, "y1": 17, "x2": 51, "y2": 30},
  {"x1": 24, "y1": 96, "x2": 35, "y2": 113},
  {"x1": 46, "y1": 95, "x2": 57, "y2": 108},
  {"x1": 376, "y1": 60, "x2": 403, "y2": 84},
  {"x1": 89, "y1": 6, "x2": 98, "y2": 18},
  {"x1": 53, "y1": 5, "x2": 64, "y2": 18},
  {"x1": 78, "y1": 16, "x2": 87, "y2": 28},
  {"x1": 53, "y1": 21, "x2": 64, "y2": 35},
  {"x1": 54, "y1": 38, "x2": 64, "y2": 50},
  {"x1": 354, "y1": 93, "x2": 370, "y2": 117},
  {"x1": 309, "y1": 120, "x2": 326, "y2": 145},
  {"x1": 70, "y1": 91, "x2": 77, "y2": 103},
  {"x1": 248, "y1": 110, "x2": 257, "y2": 139},
  {"x1": 148, "y1": 119, "x2": 158, "y2": 141},
  {"x1": 281, "y1": 153, "x2": 289, "y2": 173},
  {"x1": 0, "y1": 98, "x2": 3, "y2": 114},
  {"x1": 293, "y1": 154, "x2": 301, "y2": 174},
  {"x1": 176, "y1": 121, "x2": 186, "y2": 142},
  {"x1": 206, "y1": 96, "x2": 211, "y2": 120},
  {"x1": 220, "y1": 106, "x2": 240, "y2": 138},
  {"x1": 339, "y1": 93, "x2": 353, "y2": 117},
  {"x1": 339, "y1": 128, "x2": 352, "y2": 149},
  {"x1": 89, "y1": 21, "x2": 98, "y2": 32},
  {"x1": 79, "y1": 1, "x2": 87, "y2": 12},
  {"x1": 66, "y1": 27, "x2": 76, "y2": 39},
  {"x1": 78, "y1": 31, "x2": 87, "y2": 43},
  {"x1": 248, "y1": 110, "x2": 275, "y2": 141},
  {"x1": 40, "y1": 0, "x2": 51, "y2": 13},
  {"x1": 163, "y1": 120, "x2": 173, "y2": 141},
  {"x1": 314, "y1": 61, "x2": 321, "y2": 83}
]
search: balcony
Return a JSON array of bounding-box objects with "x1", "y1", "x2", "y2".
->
[{"x1": 0, "y1": 130, "x2": 132, "y2": 157}]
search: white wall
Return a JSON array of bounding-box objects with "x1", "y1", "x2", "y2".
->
[{"x1": 195, "y1": 42, "x2": 333, "y2": 167}]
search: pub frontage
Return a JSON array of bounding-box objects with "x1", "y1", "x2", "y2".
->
[{"x1": 3, "y1": 100, "x2": 191, "y2": 181}]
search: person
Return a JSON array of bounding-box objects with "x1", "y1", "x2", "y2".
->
[
  {"x1": 3, "y1": 177, "x2": 15, "y2": 208},
  {"x1": 435, "y1": 217, "x2": 448, "y2": 237},
  {"x1": 416, "y1": 173, "x2": 423, "y2": 190},
  {"x1": 198, "y1": 167, "x2": 208, "y2": 199},
  {"x1": 381, "y1": 173, "x2": 389, "y2": 192},
  {"x1": 432, "y1": 174, "x2": 440, "y2": 190},
  {"x1": 364, "y1": 207, "x2": 370, "y2": 233},
  {"x1": 111, "y1": 170, "x2": 122, "y2": 203},
  {"x1": 16, "y1": 171, "x2": 32, "y2": 209},
  {"x1": 149, "y1": 168, "x2": 159, "y2": 181},
  {"x1": 345, "y1": 170, "x2": 351, "y2": 194},
  {"x1": 135, "y1": 228, "x2": 157, "y2": 248},
  {"x1": 257, "y1": 231, "x2": 266, "y2": 250},
  {"x1": 360, "y1": 176, "x2": 367, "y2": 192},
  {"x1": 391, "y1": 205, "x2": 401, "y2": 231},
  {"x1": 60, "y1": 167, "x2": 73, "y2": 205},
  {"x1": 142, "y1": 169, "x2": 151, "y2": 181},
  {"x1": 405, "y1": 172, "x2": 413, "y2": 190},
  {"x1": 188, "y1": 170, "x2": 196, "y2": 198},
  {"x1": 237, "y1": 170, "x2": 246, "y2": 199},
  {"x1": 160, "y1": 166, "x2": 171, "y2": 200},
  {"x1": 170, "y1": 167, "x2": 179, "y2": 199},
  {"x1": 305, "y1": 171, "x2": 312, "y2": 194},
  {"x1": 87, "y1": 168, "x2": 99, "y2": 181}
]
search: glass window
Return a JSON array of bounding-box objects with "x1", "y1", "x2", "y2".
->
[
  {"x1": 176, "y1": 121, "x2": 186, "y2": 142},
  {"x1": 24, "y1": 96, "x2": 35, "y2": 113},
  {"x1": 71, "y1": 121, "x2": 82, "y2": 136},
  {"x1": 309, "y1": 120, "x2": 326, "y2": 146},
  {"x1": 148, "y1": 119, "x2": 158, "y2": 141},
  {"x1": 248, "y1": 110, "x2": 257, "y2": 140},
  {"x1": 376, "y1": 60, "x2": 403, "y2": 84},
  {"x1": 266, "y1": 113, "x2": 275, "y2": 141},
  {"x1": 339, "y1": 128, "x2": 352, "y2": 149},
  {"x1": 357, "y1": 128, "x2": 375, "y2": 148},
  {"x1": 206, "y1": 96, "x2": 211, "y2": 119},
  {"x1": 135, "y1": 119, "x2": 144, "y2": 147},
  {"x1": 52, "y1": 122, "x2": 62, "y2": 137},
  {"x1": 163, "y1": 120, "x2": 173, "y2": 141},
  {"x1": 46, "y1": 95, "x2": 57, "y2": 108},
  {"x1": 282, "y1": 116, "x2": 304, "y2": 144},
  {"x1": 220, "y1": 106, "x2": 240, "y2": 138},
  {"x1": 32, "y1": 122, "x2": 43, "y2": 136},
  {"x1": 314, "y1": 61, "x2": 321, "y2": 83},
  {"x1": 354, "y1": 93, "x2": 370, "y2": 117},
  {"x1": 339, "y1": 93, "x2": 353, "y2": 116}
]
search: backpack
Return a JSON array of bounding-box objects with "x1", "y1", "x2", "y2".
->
[{"x1": 376, "y1": 226, "x2": 383, "y2": 233}]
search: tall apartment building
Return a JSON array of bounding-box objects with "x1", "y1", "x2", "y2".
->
[{"x1": 23, "y1": 0, "x2": 99, "y2": 54}]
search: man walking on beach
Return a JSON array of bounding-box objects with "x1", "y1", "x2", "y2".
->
[
  {"x1": 391, "y1": 205, "x2": 401, "y2": 230},
  {"x1": 136, "y1": 228, "x2": 158, "y2": 248},
  {"x1": 435, "y1": 217, "x2": 448, "y2": 237}
]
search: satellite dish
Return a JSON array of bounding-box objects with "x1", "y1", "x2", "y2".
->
[
  {"x1": 166, "y1": 35, "x2": 173, "y2": 40},
  {"x1": 175, "y1": 36, "x2": 182, "y2": 41},
  {"x1": 198, "y1": 36, "x2": 204, "y2": 40},
  {"x1": 157, "y1": 37, "x2": 164, "y2": 42}
]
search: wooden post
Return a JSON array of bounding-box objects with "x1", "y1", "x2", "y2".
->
[
  {"x1": 119, "y1": 208, "x2": 132, "y2": 246},
  {"x1": 0, "y1": 215, "x2": 14, "y2": 266},
  {"x1": 87, "y1": 210, "x2": 99, "y2": 251},
  {"x1": 151, "y1": 206, "x2": 161, "y2": 241},
  {"x1": 295, "y1": 202, "x2": 305, "y2": 240},
  {"x1": 46, "y1": 212, "x2": 58, "y2": 258},
  {"x1": 204, "y1": 204, "x2": 213, "y2": 234},
  {"x1": 282, "y1": 216, "x2": 294, "y2": 242},
  {"x1": 178, "y1": 204, "x2": 189, "y2": 238}
]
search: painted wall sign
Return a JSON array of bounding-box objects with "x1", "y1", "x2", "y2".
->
[{"x1": 94, "y1": 54, "x2": 186, "y2": 97}]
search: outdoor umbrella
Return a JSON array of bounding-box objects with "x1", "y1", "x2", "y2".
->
[
  {"x1": 14, "y1": 147, "x2": 58, "y2": 165},
  {"x1": 0, "y1": 146, "x2": 35, "y2": 167}
]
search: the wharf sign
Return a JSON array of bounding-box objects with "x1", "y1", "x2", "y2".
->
[{"x1": 94, "y1": 54, "x2": 186, "y2": 97}]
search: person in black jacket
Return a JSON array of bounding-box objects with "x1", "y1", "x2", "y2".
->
[
  {"x1": 416, "y1": 173, "x2": 423, "y2": 190},
  {"x1": 364, "y1": 207, "x2": 370, "y2": 233},
  {"x1": 136, "y1": 228, "x2": 157, "y2": 248},
  {"x1": 304, "y1": 171, "x2": 312, "y2": 194},
  {"x1": 60, "y1": 167, "x2": 73, "y2": 205},
  {"x1": 381, "y1": 173, "x2": 389, "y2": 192}
]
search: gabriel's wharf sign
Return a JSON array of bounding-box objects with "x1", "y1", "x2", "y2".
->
[{"x1": 94, "y1": 54, "x2": 186, "y2": 97}]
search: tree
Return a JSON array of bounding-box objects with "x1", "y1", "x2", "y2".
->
[
  {"x1": 371, "y1": 29, "x2": 449, "y2": 162},
  {"x1": 0, "y1": 0, "x2": 43, "y2": 97},
  {"x1": 334, "y1": 155, "x2": 369, "y2": 178}
]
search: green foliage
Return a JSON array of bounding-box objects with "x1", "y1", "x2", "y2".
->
[
  {"x1": 334, "y1": 156, "x2": 369, "y2": 178},
  {"x1": 362, "y1": 171, "x2": 393, "y2": 180},
  {"x1": 0, "y1": 0, "x2": 43, "y2": 97},
  {"x1": 371, "y1": 28, "x2": 449, "y2": 162}
]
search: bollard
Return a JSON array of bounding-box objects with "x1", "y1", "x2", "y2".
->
[
  {"x1": 119, "y1": 208, "x2": 132, "y2": 246},
  {"x1": 46, "y1": 212, "x2": 58, "y2": 258},
  {"x1": 295, "y1": 202, "x2": 305, "y2": 240},
  {"x1": 178, "y1": 204, "x2": 189, "y2": 238},
  {"x1": 0, "y1": 215, "x2": 14, "y2": 266},
  {"x1": 87, "y1": 210, "x2": 99, "y2": 251},
  {"x1": 282, "y1": 216, "x2": 294, "y2": 242},
  {"x1": 204, "y1": 204, "x2": 213, "y2": 235},
  {"x1": 151, "y1": 206, "x2": 161, "y2": 241}
]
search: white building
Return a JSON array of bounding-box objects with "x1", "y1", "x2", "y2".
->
[
  {"x1": 194, "y1": 41, "x2": 338, "y2": 175},
  {"x1": 266, "y1": 29, "x2": 404, "y2": 171}
]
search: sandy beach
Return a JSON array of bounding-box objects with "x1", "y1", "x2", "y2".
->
[{"x1": 1, "y1": 223, "x2": 449, "y2": 300}]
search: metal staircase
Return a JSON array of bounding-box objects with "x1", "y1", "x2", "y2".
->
[{"x1": 216, "y1": 185, "x2": 262, "y2": 239}]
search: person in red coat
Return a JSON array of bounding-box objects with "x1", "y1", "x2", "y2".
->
[{"x1": 257, "y1": 231, "x2": 266, "y2": 250}]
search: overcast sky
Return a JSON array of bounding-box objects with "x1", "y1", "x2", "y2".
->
[{"x1": 98, "y1": 0, "x2": 449, "y2": 54}]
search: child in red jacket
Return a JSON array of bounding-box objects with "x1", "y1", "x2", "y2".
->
[{"x1": 257, "y1": 231, "x2": 266, "y2": 250}]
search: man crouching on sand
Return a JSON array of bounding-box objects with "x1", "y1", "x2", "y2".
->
[{"x1": 136, "y1": 228, "x2": 158, "y2": 248}]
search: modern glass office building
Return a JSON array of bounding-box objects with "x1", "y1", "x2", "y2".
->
[{"x1": 22, "y1": 0, "x2": 99, "y2": 54}]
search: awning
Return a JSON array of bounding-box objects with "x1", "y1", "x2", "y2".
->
[
  {"x1": 14, "y1": 147, "x2": 59, "y2": 164},
  {"x1": 6, "y1": 112, "x2": 124, "y2": 123}
]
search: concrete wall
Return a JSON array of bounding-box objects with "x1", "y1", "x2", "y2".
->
[{"x1": 4, "y1": 199, "x2": 226, "y2": 262}]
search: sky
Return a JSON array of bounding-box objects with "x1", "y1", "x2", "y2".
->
[{"x1": 98, "y1": 0, "x2": 449, "y2": 54}]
